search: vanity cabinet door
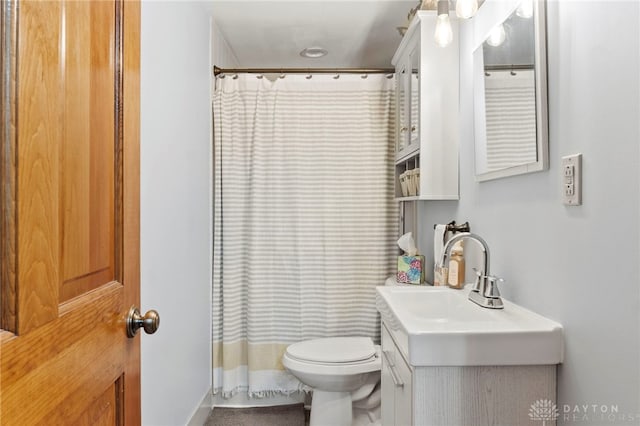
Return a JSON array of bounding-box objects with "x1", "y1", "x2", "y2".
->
[
  {"x1": 396, "y1": 60, "x2": 410, "y2": 153},
  {"x1": 381, "y1": 344, "x2": 396, "y2": 425},
  {"x1": 395, "y1": 351, "x2": 413, "y2": 426},
  {"x1": 381, "y1": 325, "x2": 396, "y2": 425},
  {"x1": 381, "y1": 323, "x2": 414, "y2": 426}
]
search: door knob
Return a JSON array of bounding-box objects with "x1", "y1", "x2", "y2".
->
[{"x1": 126, "y1": 306, "x2": 160, "y2": 338}]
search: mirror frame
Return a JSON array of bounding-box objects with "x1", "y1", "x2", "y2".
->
[{"x1": 472, "y1": 0, "x2": 548, "y2": 182}]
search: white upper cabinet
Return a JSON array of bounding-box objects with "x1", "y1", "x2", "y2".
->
[{"x1": 392, "y1": 11, "x2": 460, "y2": 201}]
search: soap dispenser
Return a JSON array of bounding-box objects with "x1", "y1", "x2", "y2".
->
[{"x1": 447, "y1": 241, "x2": 465, "y2": 289}]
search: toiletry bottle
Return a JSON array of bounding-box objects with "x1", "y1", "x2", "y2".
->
[
  {"x1": 435, "y1": 265, "x2": 448, "y2": 287},
  {"x1": 447, "y1": 241, "x2": 465, "y2": 289}
]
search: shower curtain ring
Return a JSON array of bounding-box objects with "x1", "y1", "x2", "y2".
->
[
  {"x1": 333, "y1": 74, "x2": 340, "y2": 79},
  {"x1": 219, "y1": 73, "x2": 226, "y2": 79},
  {"x1": 306, "y1": 74, "x2": 312, "y2": 79},
  {"x1": 257, "y1": 74, "x2": 264, "y2": 79},
  {"x1": 232, "y1": 74, "x2": 238, "y2": 80},
  {"x1": 361, "y1": 74, "x2": 368, "y2": 79}
]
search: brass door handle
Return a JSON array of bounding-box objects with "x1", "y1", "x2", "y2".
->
[{"x1": 126, "y1": 306, "x2": 160, "y2": 338}]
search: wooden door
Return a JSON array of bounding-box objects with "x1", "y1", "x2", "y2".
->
[{"x1": 0, "y1": 0, "x2": 142, "y2": 424}]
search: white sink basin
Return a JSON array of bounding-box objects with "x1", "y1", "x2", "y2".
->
[{"x1": 376, "y1": 285, "x2": 563, "y2": 366}]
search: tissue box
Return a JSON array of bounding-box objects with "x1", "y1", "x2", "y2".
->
[{"x1": 397, "y1": 255, "x2": 425, "y2": 284}]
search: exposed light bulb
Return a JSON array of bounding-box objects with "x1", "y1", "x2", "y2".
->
[
  {"x1": 486, "y1": 23, "x2": 506, "y2": 47},
  {"x1": 435, "y1": 15, "x2": 453, "y2": 47},
  {"x1": 434, "y1": 1, "x2": 453, "y2": 47},
  {"x1": 516, "y1": 0, "x2": 534, "y2": 18},
  {"x1": 455, "y1": 0, "x2": 478, "y2": 19}
]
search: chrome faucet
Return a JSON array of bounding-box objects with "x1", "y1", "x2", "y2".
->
[{"x1": 438, "y1": 232, "x2": 505, "y2": 309}]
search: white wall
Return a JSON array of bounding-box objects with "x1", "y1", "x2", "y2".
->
[
  {"x1": 211, "y1": 18, "x2": 240, "y2": 69},
  {"x1": 418, "y1": 1, "x2": 640, "y2": 423},
  {"x1": 140, "y1": 2, "x2": 213, "y2": 425}
]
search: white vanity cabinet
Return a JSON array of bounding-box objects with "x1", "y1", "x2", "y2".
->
[
  {"x1": 380, "y1": 320, "x2": 557, "y2": 426},
  {"x1": 378, "y1": 286, "x2": 561, "y2": 426},
  {"x1": 393, "y1": 11, "x2": 460, "y2": 200}
]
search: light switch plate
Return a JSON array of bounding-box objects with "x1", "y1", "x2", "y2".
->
[{"x1": 562, "y1": 154, "x2": 582, "y2": 205}]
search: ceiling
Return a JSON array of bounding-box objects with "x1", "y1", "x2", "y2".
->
[{"x1": 209, "y1": 1, "x2": 420, "y2": 69}]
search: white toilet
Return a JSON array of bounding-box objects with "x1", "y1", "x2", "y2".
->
[{"x1": 282, "y1": 337, "x2": 381, "y2": 426}]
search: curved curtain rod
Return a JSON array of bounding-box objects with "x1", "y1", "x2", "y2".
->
[{"x1": 213, "y1": 65, "x2": 395, "y2": 77}]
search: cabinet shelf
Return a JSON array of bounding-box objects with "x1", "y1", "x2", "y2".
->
[
  {"x1": 395, "y1": 195, "x2": 460, "y2": 202},
  {"x1": 395, "y1": 142, "x2": 420, "y2": 164},
  {"x1": 394, "y1": 196, "x2": 421, "y2": 202}
]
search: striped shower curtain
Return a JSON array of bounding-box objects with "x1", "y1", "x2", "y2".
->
[
  {"x1": 212, "y1": 73, "x2": 397, "y2": 397},
  {"x1": 484, "y1": 69, "x2": 537, "y2": 171}
]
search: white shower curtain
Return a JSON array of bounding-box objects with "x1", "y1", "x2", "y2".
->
[{"x1": 212, "y1": 73, "x2": 397, "y2": 397}]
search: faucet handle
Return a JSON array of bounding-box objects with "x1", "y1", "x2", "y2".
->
[
  {"x1": 485, "y1": 275, "x2": 505, "y2": 299},
  {"x1": 471, "y1": 268, "x2": 483, "y2": 292}
]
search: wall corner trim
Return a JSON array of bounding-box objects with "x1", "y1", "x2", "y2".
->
[{"x1": 186, "y1": 388, "x2": 213, "y2": 426}]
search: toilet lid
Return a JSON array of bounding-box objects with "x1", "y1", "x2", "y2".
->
[{"x1": 286, "y1": 337, "x2": 376, "y2": 363}]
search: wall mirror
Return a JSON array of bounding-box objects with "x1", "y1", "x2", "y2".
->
[{"x1": 472, "y1": 0, "x2": 548, "y2": 181}]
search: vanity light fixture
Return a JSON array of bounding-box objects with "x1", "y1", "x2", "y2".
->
[
  {"x1": 434, "y1": 0, "x2": 454, "y2": 47},
  {"x1": 431, "y1": 0, "x2": 481, "y2": 47},
  {"x1": 300, "y1": 47, "x2": 328, "y2": 58}
]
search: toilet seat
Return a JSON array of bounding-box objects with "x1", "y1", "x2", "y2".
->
[
  {"x1": 283, "y1": 337, "x2": 381, "y2": 375},
  {"x1": 286, "y1": 337, "x2": 376, "y2": 363}
]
